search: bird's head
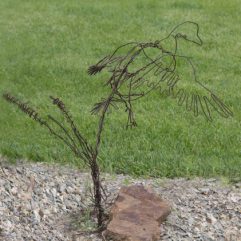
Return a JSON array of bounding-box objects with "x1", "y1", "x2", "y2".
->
[{"x1": 166, "y1": 21, "x2": 203, "y2": 46}]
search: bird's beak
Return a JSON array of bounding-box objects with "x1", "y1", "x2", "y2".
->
[{"x1": 177, "y1": 33, "x2": 203, "y2": 46}]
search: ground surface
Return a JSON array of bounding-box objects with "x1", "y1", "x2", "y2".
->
[
  {"x1": 0, "y1": 0, "x2": 240, "y2": 178},
  {"x1": 0, "y1": 159, "x2": 240, "y2": 241}
]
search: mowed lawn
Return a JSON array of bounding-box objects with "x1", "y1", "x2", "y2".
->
[{"x1": 0, "y1": 0, "x2": 240, "y2": 179}]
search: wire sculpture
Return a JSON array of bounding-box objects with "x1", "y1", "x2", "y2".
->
[{"x1": 3, "y1": 21, "x2": 233, "y2": 230}]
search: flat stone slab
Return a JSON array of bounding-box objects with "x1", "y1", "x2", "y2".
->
[{"x1": 103, "y1": 184, "x2": 171, "y2": 241}]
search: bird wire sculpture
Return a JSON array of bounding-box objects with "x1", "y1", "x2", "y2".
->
[
  {"x1": 88, "y1": 21, "x2": 233, "y2": 127},
  {"x1": 3, "y1": 21, "x2": 233, "y2": 230}
]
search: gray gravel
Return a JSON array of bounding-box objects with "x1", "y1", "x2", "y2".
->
[{"x1": 0, "y1": 159, "x2": 240, "y2": 241}]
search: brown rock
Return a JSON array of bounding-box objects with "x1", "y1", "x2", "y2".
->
[{"x1": 103, "y1": 184, "x2": 171, "y2": 241}]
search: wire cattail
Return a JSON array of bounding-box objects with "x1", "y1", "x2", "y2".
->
[
  {"x1": 50, "y1": 96, "x2": 66, "y2": 111},
  {"x1": 3, "y1": 93, "x2": 46, "y2": 125}
]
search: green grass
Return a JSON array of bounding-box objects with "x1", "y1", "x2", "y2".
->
[{"x1": 0, "y1": 0, "x2": 240, "y2": 179}]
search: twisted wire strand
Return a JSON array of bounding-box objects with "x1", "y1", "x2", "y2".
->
[
  {"x1": 49, "y1": 96, "x2": 94, "y2": 163},
  {"x1": 2, "y1": 93, "x2": 82, "y2": 157}
]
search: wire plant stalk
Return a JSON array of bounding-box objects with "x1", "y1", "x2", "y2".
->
[
  {"x1": 91, "y1": 100, "x2": 111, "y2": 227},
  {"x1": 2, "y1": 93, "x2": 106, "y2": 227}
]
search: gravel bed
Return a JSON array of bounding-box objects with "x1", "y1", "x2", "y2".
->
[{"x1": 0, "y1": 159, "x2": 240, "y2": 241}]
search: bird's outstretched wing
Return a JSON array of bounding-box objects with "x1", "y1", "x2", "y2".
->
[
  {"x1": 160, "y1": 56, "x2": 233, "y2": 121},
  {"x1": 87, "y1": 42, "x2": 140, "y2": 76}
]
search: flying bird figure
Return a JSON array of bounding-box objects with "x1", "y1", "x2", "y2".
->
[{"x1": 88, "y1": 21, "x2": 233, "y2": 127}]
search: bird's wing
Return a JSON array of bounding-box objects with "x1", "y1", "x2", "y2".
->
[
  {"x1": 117, "y1": 52, "x2": 177, "y2": 100},
  {"x1": 160, "y1": 56, "x2": 233, "y2": 121},
  {"x1": 87, "y1": 42, "x2": 140, "y2": 75}
]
